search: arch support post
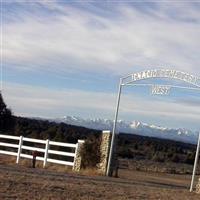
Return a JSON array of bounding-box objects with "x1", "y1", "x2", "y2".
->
[
  {"x1": 106, "y1": 78, "x2": 122, "y2": 176},
  {"x1": 190, "y1": 131, "x2": 200, "y2": 192}
]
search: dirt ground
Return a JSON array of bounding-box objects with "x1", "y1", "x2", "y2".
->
[{"x1": 0, "y1": 157, "x2": 199, "y2": 200}]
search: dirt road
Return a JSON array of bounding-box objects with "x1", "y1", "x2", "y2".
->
[{"x1": 0, "y1": 163, "x2": 199, "y2": 200}]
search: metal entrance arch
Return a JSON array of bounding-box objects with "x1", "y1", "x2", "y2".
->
[{"x1": 106, "y1": 69, "x2": 200, "y2": 192}]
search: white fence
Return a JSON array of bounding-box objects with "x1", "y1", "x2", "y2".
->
[{"x1": 0, "y1": 134, "x2": 83, "y2": 168}]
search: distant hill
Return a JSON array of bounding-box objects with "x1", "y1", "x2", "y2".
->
[
  {"x1": 1, "y1": 116, "x2": 196, "y2": 165},
  {"x1": 54, "y1": 116, "x2": 198, "y2": 144},
  {"x1": 12, "y1": 116, "x2": 101, "y2": 143},
  {"x1": 1, "y1": 92, "x2": 197, "y2": 167},
  {"x1": 118, "y1": 133, "x2": 196, "y2": 165}
]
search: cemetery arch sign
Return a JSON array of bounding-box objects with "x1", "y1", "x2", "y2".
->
[{"x1": 106, "y1": 69, "x2": 200, "y2": 192}]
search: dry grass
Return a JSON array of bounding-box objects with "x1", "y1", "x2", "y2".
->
[
  {"x1": 0, "y1": 154, "x2": 16, "y2": 165},
  {"x1": 45, "y1": 163, "x2": 72, "y2": 173},
  {"x1": 0, "y1": 163, "x2": 199, "y2": 200},
  {"x1": 0, "y1": 155, "x2": 200, "y2": 200},
  {"x1": 78, "y1": 167, "x2": 102, "y2": 176},
  {"x1": 0, "y1": 155, "x2": 100, "y2": 176}
]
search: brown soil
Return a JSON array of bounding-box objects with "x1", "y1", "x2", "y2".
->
[{"x1": 0, "y1": 156, "x2": 199, "y2": 200}]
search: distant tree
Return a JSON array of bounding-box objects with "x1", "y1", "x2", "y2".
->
[
  {"x1": 134, "y1": 143, "x2": 138, "y2": 150},
  {"x1": 184, "y1": 152, "x2": 195, "y2": 165},
  {"x1": 54, "y1": 126, "x2": 65, "y2": 142},
  {"x1": 0, "y1": 92, "x2": 15, "y2": 132},
  {"x1": 152, "y1": 152, "x2": 165, "y2": 162},
  {"x1": 171, "y1": 154, "x2": 180, "y2": 163}
]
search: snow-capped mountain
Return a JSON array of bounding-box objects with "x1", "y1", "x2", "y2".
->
[{"x1": 54, "y1": 116, "x2": 198, "y2": 144}]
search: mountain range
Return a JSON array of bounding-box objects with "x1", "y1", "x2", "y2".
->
[{"x1": 53, "y1": 116, "x2": 199, "y2": 144}]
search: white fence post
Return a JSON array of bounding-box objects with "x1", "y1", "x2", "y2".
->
[
  {"x1": 16, "y1": 136, "x2": 23, "y2": 164},
  {"x1": 43, "y1": 139, "x2": 49, "y2": 168},
  {"x1": 0, "y1": 134, "x2": 78, "y2": 168}
]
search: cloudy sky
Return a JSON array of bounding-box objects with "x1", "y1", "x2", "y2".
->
[{"x1": 1, "y1": 0, "x2": 200, "y2": 131}]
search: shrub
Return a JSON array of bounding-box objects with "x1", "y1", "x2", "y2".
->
[
  {"x1": 184, "y1": 152, "x2": 195, "y2": 165},
  {"x1": 80, "y1": 136, "x2": 101, "y2": 168},
  {"x1": 171, "y1": 154, "x2": 180, "y2": 163},
  {"x1": 152, "y1": 152, "x2": 165, "y2": 162}
]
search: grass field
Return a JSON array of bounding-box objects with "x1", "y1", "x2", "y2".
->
[{"x1": 0, "y1": 155, "x2": 199, "y2": 200}]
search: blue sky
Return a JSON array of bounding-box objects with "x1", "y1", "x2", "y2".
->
[{"x1": 1, "y1": 0, "x2": 200, "y2": 131}]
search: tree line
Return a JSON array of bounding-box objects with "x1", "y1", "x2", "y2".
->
[{"x1": 0, "y1": 92, "x2": 196, "y2": 166}]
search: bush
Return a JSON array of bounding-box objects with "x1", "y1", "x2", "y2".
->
[
  {"x1": 152, "y1": 152, "x2": 165, "y2": 162},
  {"x1": 184, "y1": 152, "x2": 195, "y2": 165},
  {"x1": 80, "y1": 136, "x2": 101, "y2": 168},
  {"x1": 171, "y1": 154, "x2": 180, "y2": 163}
]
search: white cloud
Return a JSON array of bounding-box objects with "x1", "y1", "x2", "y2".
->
[
  {"x1": 3, "y1": 82, "x2": 200, "y2": 128},
  {"x1": 2, "y1": 2, "x2": 200, "y2": 130},
  {"x1": 3, "y1": 2, "x2": 200, "y2": 76}
]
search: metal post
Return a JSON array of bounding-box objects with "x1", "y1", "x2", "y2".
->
[
  {"x1": 190, "y1": 132, "x2": 200, "y2": 192},
  {"x1": 106, "y1": 78, "x2": 122, "y2": 176},
  {"x1": 16, "y1": 136, "x2": 23, "y2": 164},
  {"x1": 43, "y1": 139, "x2": 49, "y2": 168}
]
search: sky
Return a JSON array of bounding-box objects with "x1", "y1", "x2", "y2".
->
[{"x1": 1, "y1": 0, "x2": 200, "y2": 131}]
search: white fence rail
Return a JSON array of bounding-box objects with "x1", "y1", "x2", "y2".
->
[{"x1": 0, "y1": 134, "x2": 82, "y2": 168}]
